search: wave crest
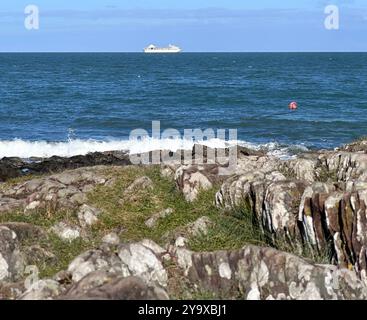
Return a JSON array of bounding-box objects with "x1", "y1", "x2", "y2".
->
[{"x1": 0, "y1": 138, "x2": 308, "y2": 160}]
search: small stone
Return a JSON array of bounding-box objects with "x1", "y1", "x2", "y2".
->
[
  {"x1": 53, "y1": 270, "x2": 72, "y2": 283},
  {"x1": 19, "y1": 279, "x2": 61, "y2": 300},
  {"x1": 24, "y1": 201, "x2": 41, "y2": 213},
  {"x1": 145, "y1": 208, "x2": 173, "y2": 228},
  {"x1": 162, "y1": 253, "x2": 171, "y2": 262},
  {"x1": 102, "y1": 233, "x2": 120, "y2": 245},
  {"x1": 77, "y1": 204, "x2": 101, "y2": 228},
  {"x1": 81, "y1": 184, "x2": 95, "y2": 193},
  {"x1": 104, "y1": 178, "x2": 116, "y2": 188},
  {"x1": 140, "y1": 239, "x2": 166, "y2": 255},
  {"x1": 50, "y1": 222, "x2": 80, "y2": 242},
  {"x1": 175, "y1": 237, "x2": 188, "y2": 248},
  {"x1": 160, "y1": 166, "x2": 176, "y2": 179},
  {"x1": 123, "y1": 176, "x2": 153, "y2": 196},
  {"x1": 175, "y1": 167, "x2": 213, "y2": 202},
  {"x1": 69, "y1": 192, "x2": 88, "y2": 205},
  {"x1": 188, "y1": 216, "x2": 212, "y2": 237}
]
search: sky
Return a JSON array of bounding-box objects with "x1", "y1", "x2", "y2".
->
[{"x1": 0, "y1": 0, "x2": 367, "y2": 52}]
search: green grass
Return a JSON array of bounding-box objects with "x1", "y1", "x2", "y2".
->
[
  {"x1": 37, "y1": 235, "x2": 96, "y2": 278},
  {"x1": 88, "y1": 165, "x2": 221, "y2": 246},
  {"x1": 189, "y1": 204, "x2": 267, "y2": 252},
  {"x1": 0, "y1": 164, "x2": 332, "y2": 287},
  {"x1": 1, "y1": 165, "x2": 225, "y2": 279}
]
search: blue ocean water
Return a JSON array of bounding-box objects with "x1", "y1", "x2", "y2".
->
[{"x1": 0, "y1": 53, "x2": 366, "y2": 158}]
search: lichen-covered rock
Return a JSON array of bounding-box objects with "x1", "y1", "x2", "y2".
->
[
  {"x1": 67, "y1": 246, "x2": 122, "y2": 283},
  {"x1": 339, "y1": 139, "x2": 367, "y2": 153},
  {"x1": 320, "y1": 151, "x2": 367, "y2": 182},
  {"x1": 235, "y1": 155, "x2": 280, "y2": 176},
  {"x1": 67, "y1": 241, "x2": 168, "y2": 288},
  {"x1": 217, "y1": 163, "x2": 367, "y2": 275},
  {"x1": 50, "y1": 222, "x2": 80, "y2": 242},
  {"x1": 0, "y1": 226, "x2": 26, "y2": 282},
  {"x1": 0, "y1": 222, "x2": 46, "y2": 242},
  {"x1": 23, "y1": 245, "x2": 57, "y2": 266},
  {"x1": 298, "y1": 185, "x2": 367, "y2": 279},
  {"x1": 262, "y1": 180, "x2": 307, "y2": 237},
  {"x1": 175, "y1": 165, "x2": 218, "y2": 202},
  {"x1": 118, "y1": 242, "x2": 168, "y2": 287},
  {"x1": 216, "y1": 170, "x2": 286, "y2": 210},
  {"x1": 101, "y1": 233, "x2": 120, "y2": 245},
  {"x1": 186, "y1": 216, "x2": 213, "y2": 237},
  {"x1": 77, "y1": 204, "x2": 101, "y2": 228},
  {"x1": 0, "y1": 280, "x2": 25, "y2": 299},
  {"x1": 172, "y1": 245, "x2": 367, "y2": 300},
  {"x1": 0, "y1": 166, "x2": 115, "y2": 214},
  {"x1": 123, "y1": 176, "x2": 153, "y2": 196},
  {"x1": 60, "y1": 272, "x2": 169, "y2": 300},
  {"x1": 160, "y1": 165, "x2": 178, "y2": 180},
  {"x1": 216, "y1": 172, "x2": 306, "y2": 238},
  {"x1": 280, "y1": 157, "x2": 319, "y2": 182},
  {"x1": 19, "y1": 279, "x2": 63, "y2": 300}
]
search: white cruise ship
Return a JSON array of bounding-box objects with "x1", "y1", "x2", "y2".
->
[{"x1": 144, "y1": 44, "x2": 182, "y2": 54}]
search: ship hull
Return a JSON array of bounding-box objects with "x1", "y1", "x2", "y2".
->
[{"x1": 144, "y1": 49, "x2": 182, "y2": 54}]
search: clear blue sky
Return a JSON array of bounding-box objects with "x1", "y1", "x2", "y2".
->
[{"x1": 1, "y1": 0, "x2": 367, "y2": 51}]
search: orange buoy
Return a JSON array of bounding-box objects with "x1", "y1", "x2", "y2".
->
[{"x1": 289, "y1": 101, "x2": 298, "y2": 110}]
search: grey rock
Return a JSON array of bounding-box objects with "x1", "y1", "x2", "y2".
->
[
  {"x1": 173, "y1": 245, "x2": 367, "y2": 300},
  {"x1": 0, "y1": 222, "x2": 46, "y2": 242},
  {"x1": 0, "y1": 226, "x2": 26, "y2": 282},
  {"x1": 0, "y1": 166, "x2": 117, "y2": 214},
  {"x1": 18, "y1": 279, "x2": 63, "y2": 300},
  {"x1": 101, "y1": 233, "x2": 120, "y2": 245},
  {"x1": 216, "y1": 173, "x2": 306, "y2": 238},
  {"x1": 23, "y1": 245, "x2": 57, "y2": 265},
  {"x1": 160, "y1": 165, "x2": 178, "y2": 179},
  {"x1": 0, "y1": 280, "x2": 25, "y2": 300},
  {"x1": 77, "y1": 204, "x2": 101, "y2": 228},
  {"x1": 50, "y1": 222, "x2": 80, "y2": 242},
  {"x1": 118, "y1": 242, "x2": 168, "y2": 287},
  {"x1": 298, "y1": 184, "x2": 367, "y2": 277},
  {"x1": 67, "y1": 241, "x2": 168, "y2": 288},
  {"x1": 61, "y1": 272, "x2": 169, "y2": 300},
  {"x1": 187, "y1": 216, "x2": 213, "y2": 237},
  {"x1": 124, "y1": 176, "x2": 153, "y2": 196},
  {"x1": 175, "y1": 165, "x2": 218, "y2": 202}
]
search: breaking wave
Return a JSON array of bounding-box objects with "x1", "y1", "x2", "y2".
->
[{"x1": 0, "y1": 138, "x2": 309, "y2": 160}]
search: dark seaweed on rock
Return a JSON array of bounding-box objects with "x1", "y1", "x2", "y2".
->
[{"x1": 0, "y1": 151, "x2": 131, "y2": 182}]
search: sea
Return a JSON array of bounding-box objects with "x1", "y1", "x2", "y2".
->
[{"x1": 0, "y1": 52, "x2": 366, "y2": 159}]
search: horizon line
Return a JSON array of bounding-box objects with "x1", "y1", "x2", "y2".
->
[{"x1": 0, "y1": 51, "x2": 366, "y2": 54}]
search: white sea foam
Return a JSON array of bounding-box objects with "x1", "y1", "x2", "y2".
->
[{"x1": 0, "y1": 138, "x2": 308, "y2": 160}]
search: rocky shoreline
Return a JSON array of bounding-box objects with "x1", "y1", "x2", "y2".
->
[{"x1": 1, "y1": 139, "x2": 367, "y2": 300}]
